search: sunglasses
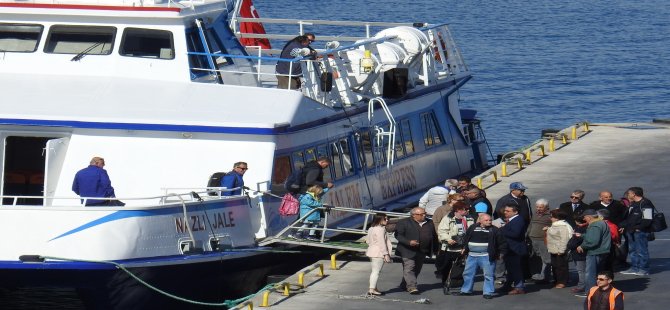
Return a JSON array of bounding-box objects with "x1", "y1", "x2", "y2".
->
[{"x1": 570, "y1": 196, "x2": 580, "y2": 199}]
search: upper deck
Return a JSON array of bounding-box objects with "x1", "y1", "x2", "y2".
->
[{"x1": 0, "y1": 0, "x2": 470, "y2": 130}]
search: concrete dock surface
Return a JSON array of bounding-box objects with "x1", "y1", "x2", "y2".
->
[{"x1": 251, "y1": 123, "x2": 670, "y2": 310}]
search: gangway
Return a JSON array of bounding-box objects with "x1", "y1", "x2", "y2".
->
[{"x1": 258, "y1": 205, "x2": 409, "y2": 252}]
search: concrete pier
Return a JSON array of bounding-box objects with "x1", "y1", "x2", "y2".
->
[{"x1": 243, "y1": 123, "x2": 670, "y2": 309}]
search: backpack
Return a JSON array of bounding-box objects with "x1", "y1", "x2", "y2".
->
[
  {"x1": 283, "y1": 168, "x2": 303, "y2": 194},
  {"x1": 207, "y1": 172, "x2": 226, "y2": 196},
  {"x1": 278, "y1": 193, "x2": 299, "y2": 216}
]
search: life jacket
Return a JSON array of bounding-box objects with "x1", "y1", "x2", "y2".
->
[{"x1": 586, "y1": 286, "x2": 624, "y2": 310}]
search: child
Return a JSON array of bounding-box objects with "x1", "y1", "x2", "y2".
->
[{"x1": 293, "y1": 185, "x2": 329, "y2": 241}]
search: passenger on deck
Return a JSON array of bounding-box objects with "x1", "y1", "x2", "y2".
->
[
  {"x1": 456, "y1": 176, "x2": 478, "y2": 194},
  {"x1": 589, "y1": 191, "x2": 627, "y2": 227},
  {"x1": 299, "y1": 156, "x2": 333, "y2": 193},
  {"x1": 275, "y1": 34, "x2": 316, "y2": 90},
  {"x1": 365, "y1": 213, "x2": 393, "y2": 296},
  {"x1": 464, "y1": 187, "x2": 492, "y2": 217},
  {"x1": 72, "y1": 157, "x2": 123, "y2": 206},
  {"x1": 291, "y1": 184, "x2": 329, "y2": 241},
  {"x1": 395, "y1": 207, "x2": 438, "y2": 294},
  {"x1": 220, "y1": 161, "x2": 248, "y2": 196},
  {"x1": 559, "y1": 190, "x2": 590, "y2": 228},
  {"x1": 527, "y1": 198, "x2": 552, "y2": 282},
  {"x1": 418, "y1": 179, "x2": 454, "y2": 216},
  {"x1": 494, "y1": 182, "x2": 532, "y2": 225}
]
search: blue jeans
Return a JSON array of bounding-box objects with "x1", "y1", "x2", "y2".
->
[
  {"x1": 461, "y1": 254, "x2": 496, "y2": 294},
  {"x1": 627, "y1": 231, "x2": 650, "y2": 273},
  {"x1": 584, "y1": 254, "x2": 607, "y2": 291}
]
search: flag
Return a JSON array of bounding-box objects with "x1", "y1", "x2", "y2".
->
[{"x1": 239, "y1": 0, "x2": 271, "y2": 49}]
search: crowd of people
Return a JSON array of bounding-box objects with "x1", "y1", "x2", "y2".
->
[{"x1": 365, "y1": 177, "x2": 661, "y2": 309}]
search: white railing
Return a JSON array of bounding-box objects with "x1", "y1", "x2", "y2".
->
[
  {"x1": 189, "y1": 23, "x2": 468, "y2": 108},
  {"x1": 0, "y1": 187, "x2": 246, "y2": 207}
]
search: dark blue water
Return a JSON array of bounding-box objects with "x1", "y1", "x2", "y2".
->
[{"x1": 256, "y1": 0, "x2": 670, "y2": 156}]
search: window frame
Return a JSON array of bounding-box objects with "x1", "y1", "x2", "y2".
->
[
  {"x1": 119, "y1": 27, "x2": 174, "y2": 60},
  {"x1": 0, "y1": 23, "x2": 44, "y2": 53},
  {"x1": 43, "y1": 25, "x2": 116, "y2": 55}
]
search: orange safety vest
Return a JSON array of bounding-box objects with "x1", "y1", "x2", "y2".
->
[{"x1": 586, "y1": 286, "x2": 624, "y2": 310}]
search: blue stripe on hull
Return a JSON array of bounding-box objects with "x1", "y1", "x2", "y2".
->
[{"x1": 50, "y1": 199, "x2": 246, "y2": 241}]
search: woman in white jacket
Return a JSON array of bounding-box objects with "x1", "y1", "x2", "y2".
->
[
  {"x1": 545, "y1": 209, "x2": 574, "y2": 288},
  {"x1": 366, "y1": 213, "x2": 393, "y2": 295}
]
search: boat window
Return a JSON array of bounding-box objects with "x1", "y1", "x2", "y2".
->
[
  {"x1": 420, "y1": 112, "x2": 444, "y2": 148},
  {"x1": 330, "y1": 138, "x2": 353, "y2": 179},
  {"x1": 271, "y1": 156, "x2": 291, "y2": 193},
  {"x1": 304, "y1": 147, "x2": 317, "y2": 162},
  {"x1": 44, "y1": 25, "x2": 115, "y2": 55},
  {"x1": 394, "y1": 125, "x2": 405, "y2": 159},
  {"x1": 315, "y1": 144, "x2": 332, "y2": 181},
  {"x1": 0, "y1": 23, "x2": 43, "y2": 52},
  {"x1": 357, "y1": 131, "x2": 375, "y2": 169},
  {"x1": 186, "y1": 29, "x2": 210, "y2": 77},
  {"x1": 400, "y1": 119, "x2": 415, "y2": 155},
  {"x1": 120, "y1": 28, "x2": 174, "y2": 59},
  {"x1": 291, "y1": 150, "x2": 305, "y2": 171}
]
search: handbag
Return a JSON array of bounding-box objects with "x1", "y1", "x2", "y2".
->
[
  {"x1": 651, "y1": 208, "x2": 667, "y2": 232},
  {"x1": 278, "y1": 193, "x2": 299, "y2": 216}
]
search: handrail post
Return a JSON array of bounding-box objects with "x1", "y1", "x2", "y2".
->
[
  {"x1": 501, "y1": 162, "x2": 508, "y2": 177},
  {"x1": 331, "y1": 250, "x2": 346, "y2": 270}
]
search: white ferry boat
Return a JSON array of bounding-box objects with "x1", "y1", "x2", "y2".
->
[{"x1": 0, "y1": 0, "x2": 489, "y2": 307}]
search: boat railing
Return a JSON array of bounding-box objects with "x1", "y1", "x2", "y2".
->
[
  {"x1": 0, "y1": 187, "x2": 246, "y2": 208},
  {"x1": 190, "y1": 23, "x2": 468, "y2": 108}
]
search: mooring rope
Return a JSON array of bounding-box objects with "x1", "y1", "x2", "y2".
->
[{"x1": 39, "y1": 255, "x2": 280, "y2": 307}]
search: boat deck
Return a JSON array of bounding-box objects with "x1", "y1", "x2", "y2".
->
[{"x1": 246, "y1": 122, "x2": 670, "y2": 309}]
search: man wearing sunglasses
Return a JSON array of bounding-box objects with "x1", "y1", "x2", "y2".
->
[
  {"x1": 559, "y1": 190, "x2": 591, "y2": 228},
  {"x1": 220, "y1": 162, "x2": 248, "y2": 196},
  {"x1": 585, "y1": 270, "x2": 624, "y2": 310}
]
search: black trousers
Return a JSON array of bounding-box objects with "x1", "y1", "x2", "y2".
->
[{"x1": 551, "y1": 253, "x2": 569, "y2": 285}]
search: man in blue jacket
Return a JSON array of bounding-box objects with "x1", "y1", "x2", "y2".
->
[
  {"x1": 220, "y1": 162, "x2": 248, "y2": 196},
  {"x1": 72, "y1": 157, "x2": 119, "y2": 206}
]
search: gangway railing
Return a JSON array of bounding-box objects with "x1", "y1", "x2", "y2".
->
[{"x1": 258, "y1": 205, "x2": 409, "y2": 252}]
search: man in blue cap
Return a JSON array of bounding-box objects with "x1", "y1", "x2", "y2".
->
[{"x1": 494, "y1": 182, "x2": 532, "y2": 225}]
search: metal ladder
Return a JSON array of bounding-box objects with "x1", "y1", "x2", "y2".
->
[{"x1": 368, "y1": 97, "x2": 397, "y2": 169}]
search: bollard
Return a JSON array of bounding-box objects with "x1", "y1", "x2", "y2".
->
[
  {"x1": 477, "y1": 177, "x2": 483, "y2": 189},
  {"x1": 282, "y1": 282, "x2": 290, "y2": 296},
  {"x1": 525, "y1": 150, "x2": 531, "y2": 162},
  {"x1": 260, "y1": 291, "x2": 270, "y2": 307},
  {"x1": 549, "y1": 138, "x2": 555, "y2": 152},
  {"x1": 584, "y1": 122, "x2": 590, "y2": 132},
  {"x1": 516, "y1": 158, "x2": 523, "y2": 170},
  {"x1": 539, "y1": 145, "x2": 545, "y2": 156},
  {"x1": 571, "y1": 127, "x2": 577, "y2": 140},
  {"x1": 501, "y1": 162, "x2": 508, "y2": 177},
  {"x1": 298, "y1": 263, "x2": 325, "y2": 288},
  {"x1": 492, "y1": 171, "x2": 498, "y2": 182},
  {"x1": 561, "y1": 134, "x2": 567, "y2": 144}
]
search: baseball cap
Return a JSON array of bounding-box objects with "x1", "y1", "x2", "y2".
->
[{"x1": 509, "y1": 182, "x2": 528, "y2": 190}]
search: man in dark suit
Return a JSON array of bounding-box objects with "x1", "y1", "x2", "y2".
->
[
  {"x1": 500, "y1": 204, "x2": 528, "y2": 295},
  {"x1": 558, "y1": 190, "x2": 590, "y2": 227},
  {"x1": 589, "y1": 191, "x2": 626, "y2": 226},
  {"x1": 395, "y1": 207, "x2": 438, "y2": 294}
]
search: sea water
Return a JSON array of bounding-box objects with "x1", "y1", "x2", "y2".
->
[{"x1": 256, "y1": 0, "x2": 670, "y2": 156}]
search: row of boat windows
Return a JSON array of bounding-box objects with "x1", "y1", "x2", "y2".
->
[
  {"x1": 271, "y1": 111, "x2": 445, "y2": 190},
  {"x1": 0, "y1": 23, "x2": 175, "y2": 59}
]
